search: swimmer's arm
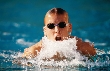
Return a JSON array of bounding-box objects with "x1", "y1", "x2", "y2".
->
[
  {"x1": 22, "y1": 40, "x2": 42, "y2": 58},
  {"x1": 76, "y1": 38, "x2": 96, "y2": 56}
]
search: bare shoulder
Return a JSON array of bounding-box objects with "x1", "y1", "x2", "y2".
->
[
  {"x1": 32, "y1": 40, "x2": 42, "y2": 50},
  {"x1": 27, "y1": 40, "x2": 42, "y2": 51},
  {"x1": 22, "y1": 40, "x2": 42, "y2": 58},
  {"x1": 71, "y1": 36, "x2": 96, "y2": 56}
]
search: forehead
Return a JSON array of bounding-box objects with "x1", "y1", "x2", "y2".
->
[{"x1": 44, "y1": 14, "x2": 68, "y2": 25}]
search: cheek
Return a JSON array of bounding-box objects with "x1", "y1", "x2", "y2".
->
[
  {"x1": 61, "y1": 28, "x2": 68, "y2": 33},
  {"x1": 63, "y1": 30, "x2": 68, "y2": 35},
  {"x1": 46, "y1": 29, "x2": 54, "y2": 35},
  {"x1": 60, "y1": 29, "x2": 68, "y2": 35}
]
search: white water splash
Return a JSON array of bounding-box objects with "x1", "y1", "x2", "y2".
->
[
  {"x1": 38, "y1": 36, "x2": 78, "y2": 59},
  {"x1": 11, "y1": 36, "x2": 88, "y2": 67},
  {"x1": 1, "y1": 37, "x2": 110, "y2": 70},
  {"x1": 31, "y1": 36, "x2": 87, "y2": 67}
]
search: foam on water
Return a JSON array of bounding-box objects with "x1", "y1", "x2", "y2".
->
[
  {"x1": 0, "y1": 49, "x2": 110, "y2": 71},
  {"x1": 33, "y1": 36, "x2": 87, "y2": 67},
  {"x1": 39, "y1": 36, "x2": 78, "y2": 59},
  {"x1": 1, "y1": 36, "x2": 88, "y2": 68},
  {"x1": 0, "y1": 37, "x2": 110, "y2": 70}
]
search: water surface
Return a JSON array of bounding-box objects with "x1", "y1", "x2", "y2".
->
[{"x1": 0, "y1": 0, "x2": 110, "y2": 71}]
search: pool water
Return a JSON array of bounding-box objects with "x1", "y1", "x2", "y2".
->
[
  {"x1": 0, "y1": 0, "x2": 110, "y2": 71},
  {"x1": 0, "y1": 22, "x2": 110, "y2": 71}
]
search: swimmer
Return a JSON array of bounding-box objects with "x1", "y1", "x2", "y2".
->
[{"x1": 22, "y1": 8, "x2": 96, "y2": 60}]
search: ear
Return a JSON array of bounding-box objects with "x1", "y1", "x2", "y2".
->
[
  {"x1": 43, "y1": 26, "x2": 47, "y2": 36},
  {"x1": 68, "y1": 23, "x2": 72, "y2": 33}
]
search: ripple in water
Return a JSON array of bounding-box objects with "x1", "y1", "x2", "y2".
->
[
  {"x1": 12, "y1": 36, "x2": 90, "y2": 68},
  {"x1": 0, "y1": 37, "x2": 110, "y2": 70}
]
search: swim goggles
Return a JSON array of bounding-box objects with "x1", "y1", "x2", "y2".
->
[{"x1": 47, "y1": 22, "x2": 68, "y2": 29}]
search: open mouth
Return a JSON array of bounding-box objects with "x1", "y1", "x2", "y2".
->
[{"x1": 55, "y1": 37, "x2": 61, "y2": 41}]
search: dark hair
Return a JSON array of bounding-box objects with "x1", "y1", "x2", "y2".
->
[
  {"x1": 47, "y1": 8, "x2": 66, "y2": 15},
  {"x1": 44, "y1": 8, "x2": 69, "y2": 23}
]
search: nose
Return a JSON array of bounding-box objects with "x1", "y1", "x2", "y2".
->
[{"x1": 55, "y1": 26, "x2": 60, "y2": 33}]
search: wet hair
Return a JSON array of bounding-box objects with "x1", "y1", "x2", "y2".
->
[
  {"x1": 47, "y1": 8, "x2": 66, "y2": 15},
  {"x1": 44, "y1": 8, "x2": 69, "y2": 23}
]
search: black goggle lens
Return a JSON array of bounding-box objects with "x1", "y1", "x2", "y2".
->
[
  {"x1": 58, "y1": 22, "x2": 66, "y2": 28},
  {"x1": 47, "y1": 23, "x2": 55, "y2": 29},
  {"x1": 47, "y1": 22, "x2": 66, "y2": 29}
]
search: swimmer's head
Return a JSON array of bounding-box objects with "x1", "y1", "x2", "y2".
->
[{"x1": 43, "y1": 8, "x2": 72, "y2": 41}]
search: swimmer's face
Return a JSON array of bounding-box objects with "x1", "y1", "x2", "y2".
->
[{"x1": 43, "y1": 13, "x2": 72, "y2": 41}]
